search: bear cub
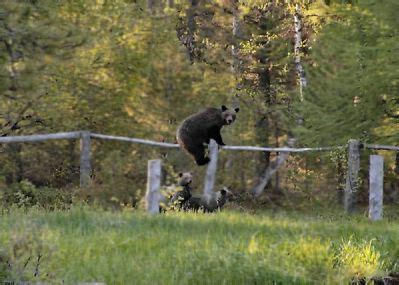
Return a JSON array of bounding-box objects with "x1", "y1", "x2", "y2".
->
[
  {"x1": 184, "y1": 187, "x2": 233, "y2": 213},
  {"x1": 169, "y1": 172, "x2": 193, "y2": 210},
  {"x1": 159, "y1": 172, "x2": 193, "y2": 212},
  {"x1": 177, "y1": 105, "x2": 239, "y2": 165}
]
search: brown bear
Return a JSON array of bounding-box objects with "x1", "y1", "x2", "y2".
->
[
  {"x1": 159, "y1": 172, "x2": 193, "y2": 212},
  {"x1": 183, "y1": 187, "x2": 234, "y2": 213},
  {"x1": 176, "y1": 105, "x2": 239, "y2": 165},
  {"x1": 169, "y1": 172, "x2": 193, "y2": 210}
]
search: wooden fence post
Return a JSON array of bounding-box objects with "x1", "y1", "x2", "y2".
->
[
  {"x1": 203, "y1": 139, "x2": 218, "y2": 202},
  {"x1": 369, "y1": 155, "x2": 383, "y2": 221},
  {"x1": 80, "y1": 131, "x2": 92, "y2": 188},
  {"x1": 145, "y1": 159, "x2": 162, "y2": 214},
  {"x1": 345, "y1": 139, "x2": 360, "y2": 213}
]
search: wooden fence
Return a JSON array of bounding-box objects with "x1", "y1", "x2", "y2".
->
[{"x1": 0, "y1": 131, "x2": 398, "y2": 219}]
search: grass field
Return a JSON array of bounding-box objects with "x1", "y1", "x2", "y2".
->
[{"x1": 1, "y1": 207, "x2": 399, "y2": 284}]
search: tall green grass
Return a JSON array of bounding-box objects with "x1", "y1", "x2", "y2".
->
[{"x1": 1, "y1": 207, "x2": 398, "y2": 284}]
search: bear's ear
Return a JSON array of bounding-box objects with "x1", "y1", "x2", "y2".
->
[
  {"x1": 221, "y1": 105, "x2": 228, "y2": 112},
  {"x1": 220, "y1": 189, "x2": 227, "y2": 195},
  {"x1": 234, "y1": 107, "x2": 240, "y2": 113},
  {"x1": 178, "y1": 172, "x2": 183, "y2": 177}
]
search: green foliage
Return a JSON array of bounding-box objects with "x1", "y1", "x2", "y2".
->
[
  {"x1": 0, "y1": 0, "x2": 397, "y2": 208},
  {"x1": 334, "y1": 238, "x2": 383, "y2": 281},
  {"x1": 0, "y1": 223, "x2": 57, "y2": 282},
  {"x1": 1, "y1": 208, "x2": 399, "y2": 283},
  {"x1": 0, "y1": 180, "x2": 72, "y2": 210},
  {"x1": 296, "y1": 0, "x2": 399, "y2": 146}
]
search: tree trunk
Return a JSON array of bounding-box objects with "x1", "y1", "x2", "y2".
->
[
  {"x1": 255, "y1": 116, "x2": 270, "y2": 190},
  {"x1": 147, "y1": 0, "x2": 155, "y2": 13},
  {"x1": 274, "y1": 120, "x2": 281, "y2": 193},
  {"x1": 232, "y1": 0, "x2": 242, "y2": 81},
  {"x1": 252, "y1": 139, "x2": 295, "y2": 197},
  {"x1": 186, "y1": 0, "x2": 199, "y2": 62},
  {"x1": 294, "y1": 3, "x2": 307, "y2": 101},
  {"x1": 255, "y1": 52, "x2": 272, "y2": 192}
]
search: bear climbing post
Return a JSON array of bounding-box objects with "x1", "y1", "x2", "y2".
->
[
  {"x1": 345, "y1": 139, "x2": 360, "y2": 213},
  {"x1": 203, "y1": 139, "x2": 218, "y2": 203},
  {"x1": 146, "y1": 159, "x2": 162, "y2": 214},
  {"x1": 176, "y1": 106, "x2": 239, "y2": 165},
  {"x1": 369, "y1": 155, "x2": 383, "y2": 221},
  {"x1": 80, "y1": 131, "x2": 92, "y2": 188}
]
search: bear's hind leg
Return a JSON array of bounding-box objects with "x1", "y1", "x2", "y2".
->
[
  {"x1": 190, "y1": 145, "x2": 210, "y2": 165},
  {"x1": 196, "y1": 157, "x2": 210, "y2": 166}
]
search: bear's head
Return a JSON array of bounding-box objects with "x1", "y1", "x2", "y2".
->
[
  {"x1": 221, "y1": 105, "x2": 239, "y2": 125},
  {"x1": 220, "y1": 186, "x2": 234, "y2": 199},
  {"x1": 215, "y1": 186, "x2": 235, "y2": 210},
  {"x1": 178, "y1": 172, "x2": 193, "y2": 186}
]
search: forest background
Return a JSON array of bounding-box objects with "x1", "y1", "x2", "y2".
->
[{"x1": 0, "y1": 0, "x2": 397, "y2": 210}]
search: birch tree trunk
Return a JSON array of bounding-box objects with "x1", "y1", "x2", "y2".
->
[
  {"x1": 294, "y1": 3, "x2": 307, "y2": 101},
  {"x1": 232, "y1": 0, "x2": 241, "y2": 85},
  {"x1": 252, "y1": 138, "x2": 296, "y2": 197},
  {"x1": 224, "y1": 0, "x2": 242, "y2": 174}
]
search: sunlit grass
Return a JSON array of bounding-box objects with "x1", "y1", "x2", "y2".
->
[{"x1": 1, "y1": 207, "x2": 398, "y2": 284}]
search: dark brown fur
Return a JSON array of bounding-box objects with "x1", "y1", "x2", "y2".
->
[
  {"x1": 170, "y1": 172, "x2": 193, "y2": 210},
  {"x1": 176, "y1": 106, "x2": 238, "y2": 165},
  {"x1": 183, "y1": 187, "x2": 234, "y2": 213}
]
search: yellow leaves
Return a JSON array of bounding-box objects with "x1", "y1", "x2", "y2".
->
[
  {"x1": 11, "y1": 61, "x2": 26, "y2": 73},
  {"x1": 124, "y1": 106, "x2": 134, "y2": 117}
]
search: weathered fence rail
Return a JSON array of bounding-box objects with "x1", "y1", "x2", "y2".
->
[
  {"x1": 90, "y1": 133, "x2": 179, "y2": 148},
  {"x1": 0, "y1": 131, "x2": 397, "y2": 219},
  {"x1": 0, "y1": 131, "x2": 81, "y2": 143},
  {"x1": 222, "y1": 145, "x2": 337, "y2": 152},
  {"x1": 364, "y1": 144, "x2": 399, "y2": 151}
]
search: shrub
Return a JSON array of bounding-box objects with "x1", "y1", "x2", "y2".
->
[{"x1": 0, "y1": 180, "x2": 72, "y2": 210}]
